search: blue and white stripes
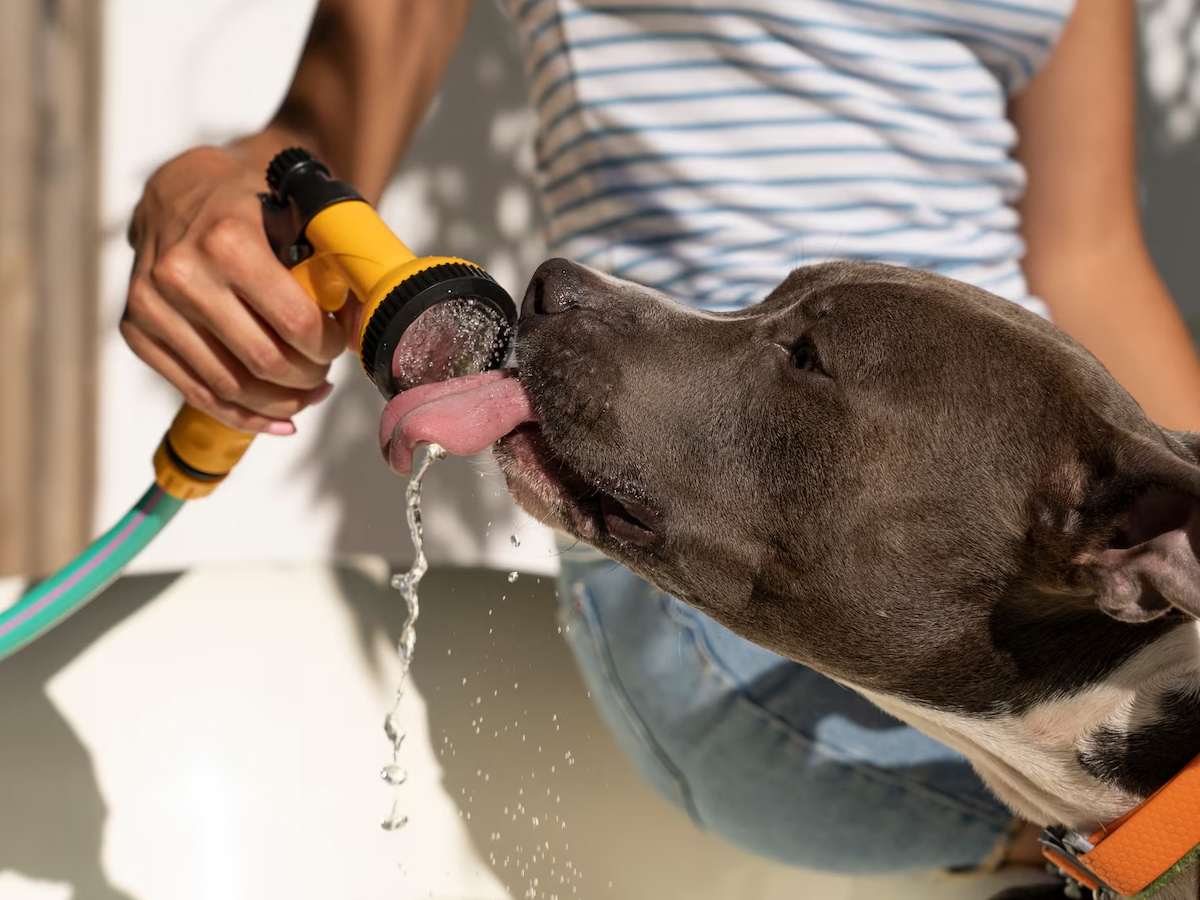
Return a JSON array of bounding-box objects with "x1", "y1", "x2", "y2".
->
[{"x1": 504, "y1": 0, "x2": 1075, "y2": 314}]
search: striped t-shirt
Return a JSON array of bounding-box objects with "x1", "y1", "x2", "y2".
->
[{"x1": 503, "y1": 0, "x2": 1076, "y2": 316}]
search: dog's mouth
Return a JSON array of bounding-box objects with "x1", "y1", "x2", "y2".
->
[
  {"x1": 378, "y1": 368, "x2": 661, "y2": 549},
  {"x1": 494, "y1": 423, "x2": 660, "y2": 548}
]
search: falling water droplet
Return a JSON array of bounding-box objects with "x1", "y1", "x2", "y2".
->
[
  {"x1": 381, "y1": 808, "x2": 409, "y2": 831},
  {"x1": 508, "y1": 571, "x2": 519, "y2": 583},
  {"x1": 381, "y1": 764, "x2": 408, "y2": 785},
  {"x1": 384, "y1": 714, "x2": 402, "y2": 748}
]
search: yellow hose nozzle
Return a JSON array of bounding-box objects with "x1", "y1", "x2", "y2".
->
[
  {"x1": 151, "y1": 148, "x2": 516, "y2": 501},
  {"x1": 154, "y1": 406, "x2": 255, "y2": 500}
]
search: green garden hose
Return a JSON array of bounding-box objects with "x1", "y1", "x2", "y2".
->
[{"x1": 0, "y1": 485, "x2": 183, "y2": 662}]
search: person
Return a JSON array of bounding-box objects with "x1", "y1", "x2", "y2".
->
[{"x1": 121, "y1": 0, "x2": 1200, "y2": 876}]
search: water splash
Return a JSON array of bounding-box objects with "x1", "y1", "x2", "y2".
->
[
  {"x1": 381, "y1": 442, "x2": 447, "y2": 831},
  {"x1": 391, "y1": 297, "x2": 506, "y2": 392}
]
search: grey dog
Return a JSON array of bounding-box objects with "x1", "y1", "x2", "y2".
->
[{"x1": 494, "y1": 258, "x2": 1200, "y2": 900}]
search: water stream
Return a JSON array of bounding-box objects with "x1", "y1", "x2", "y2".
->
[{"x1": 381, "y1": 442, "x2": 447, "y2": 831}]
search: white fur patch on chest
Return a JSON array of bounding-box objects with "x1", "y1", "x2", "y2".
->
[{"x1": 854, "y1": 622, "x2": 1200, "y2": 829}]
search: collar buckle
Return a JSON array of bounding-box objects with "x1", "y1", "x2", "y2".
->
[{"x1": 1039, "y1": 826, "x2": 1119, "y2": 900}]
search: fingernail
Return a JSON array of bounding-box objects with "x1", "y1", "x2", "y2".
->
[
  {"x1": 310, "y1": 382, "x2": 334, "y2": 405},
  {"x1": 267, "y1": 421, "x2": 296, "y2": 436}
]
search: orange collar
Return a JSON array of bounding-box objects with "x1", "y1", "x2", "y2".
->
[{"x1": 1040, "y1": 753, "x2": 1200, "y2": 898}]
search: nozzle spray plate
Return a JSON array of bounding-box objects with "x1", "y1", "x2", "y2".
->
[{"x1": 360, "y1": 262, "x2": 516, "y2": 399}]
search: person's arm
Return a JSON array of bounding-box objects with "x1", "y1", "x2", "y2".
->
[
  {"x1": 1010, "y1": 0, "x2": 1200, "y2": 431},
  {"x1": 122, "y1": 0, "x2": 473, "y2": 433}
]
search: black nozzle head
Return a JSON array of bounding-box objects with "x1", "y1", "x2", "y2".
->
[
  {"x1": 261, "y1": 148, "x2": 362, "y2": 263},
  {"x1": 361, "y1": 263, "x2": 517, "y2": 400},
  {"x1": 266, "y1": 147, "x2": 330, "y2": 202}
]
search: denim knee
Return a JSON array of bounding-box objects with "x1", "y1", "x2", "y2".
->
[{"x1": 554, "y1": 546, "x2": 1014, "y2": 875}]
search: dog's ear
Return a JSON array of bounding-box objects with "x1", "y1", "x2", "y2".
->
[{"x1": 1079, "y1": 430, "x2": 1200, "y2": 623}]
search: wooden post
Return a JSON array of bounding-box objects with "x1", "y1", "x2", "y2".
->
[
  {"x1": 0, "y1": 0, "x2": 39, "y2": 577},
  {"x1": 0, "y1": 0, "x2": 101, "y2": 577}
]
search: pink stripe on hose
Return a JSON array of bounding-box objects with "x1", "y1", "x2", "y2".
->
[{"x1": 0, "y1": 502, "x2": 155, "y2": 639}]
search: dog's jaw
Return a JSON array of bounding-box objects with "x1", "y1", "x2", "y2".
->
[
  {"x1": 494, "y1": 425, "x2": 602, "y2": 542},
  {"x1": 495, "y1": 419, "x2": 668, "y2": 563}
]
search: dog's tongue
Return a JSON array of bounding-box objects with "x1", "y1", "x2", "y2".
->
[{"x1": 379, "y1": 369, "x2": 535, "y2": 475}]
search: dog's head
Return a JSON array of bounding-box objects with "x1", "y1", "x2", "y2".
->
[{"x1": 496, "y1": 259, "x2": 1200, "y2": 714}]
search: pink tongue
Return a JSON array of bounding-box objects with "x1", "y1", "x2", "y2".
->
[{"x1": 379, "y1": 369, "x2": 536, "y2": 475}]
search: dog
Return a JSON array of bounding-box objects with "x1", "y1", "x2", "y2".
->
[{"x1": 380, "y1": 257, "x2": 1200, "y2": 899}]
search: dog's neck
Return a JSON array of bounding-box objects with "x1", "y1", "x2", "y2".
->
[{"x1": 856, "y1": 620, "x2": 1200, "y2": 899}]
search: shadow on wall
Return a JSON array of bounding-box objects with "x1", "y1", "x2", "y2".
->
[
  {"x1": 0, "y1": 574, "x2": 179, "y2": 900},
  {"x1": 299, "y1": 0, "x2": 547, "y2": 567},
  {"x1": 1138, "y1": 0, "x2": 1200, "y2": 331}
]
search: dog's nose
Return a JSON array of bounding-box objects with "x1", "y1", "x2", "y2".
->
[{"x1": 523, "y1": 257, "x2": 580, "y2": 317}]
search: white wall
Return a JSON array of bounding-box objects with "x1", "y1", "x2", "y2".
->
[{"x1": 96, "y1": 0, "x2": 556, "y2": 576}]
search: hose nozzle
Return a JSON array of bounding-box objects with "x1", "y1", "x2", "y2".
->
[
  {"x1": 263, "y1": 147, "x2": 516, "y2": 399},
  {"x1": 153, "y1": 148, "x2": 517, "y2": 500}
]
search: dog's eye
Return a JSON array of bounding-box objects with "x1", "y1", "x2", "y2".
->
[{"x1": 789, "y1": 339, "x2": 825, "y2": 375}]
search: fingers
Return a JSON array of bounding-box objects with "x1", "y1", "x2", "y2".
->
[
  {"x1": 121, "y1": 146, "x2": 349, "y2": 434},
  {"x1": 123, "y1": 269, "x2": 333, "y2": 431},
  {"x1": 208, "y1": 214, "x2": 347, "y2": 365},
  {"x1": 121, "y1": 322, "x2": 299, "y2": 435},
  {"x1": 146, "y1": 223, "x2": 334, "y2": 390}
]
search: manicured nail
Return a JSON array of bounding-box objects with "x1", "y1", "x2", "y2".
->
[
  {"x1": 267, "y1": 421, "x2": 296, "y2": 436},
  {"x1": 310, "y1": 382, "x2": 335, "y2": 405}
]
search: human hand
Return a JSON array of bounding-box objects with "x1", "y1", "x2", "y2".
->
[{"x1": 122, "y1": 144, "x2": 350, "y2": 433}]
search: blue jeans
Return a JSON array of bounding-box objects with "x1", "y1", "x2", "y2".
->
[{"x1": 556, "y1": 542, "x2": 1015, "y2": 875}]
